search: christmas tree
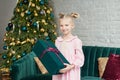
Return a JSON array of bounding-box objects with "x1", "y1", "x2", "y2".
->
[{"x1": 1, "y1": 0, "x2": 57, "y2": 68}]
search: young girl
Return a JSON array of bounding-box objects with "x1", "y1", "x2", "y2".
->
[{"x1": 52, "y1": 13, "x2": 85, "y2": 80}]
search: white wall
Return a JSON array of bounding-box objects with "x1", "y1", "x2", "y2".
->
[
  {"x1": 0, "y1": 0, "x2": 120, "y2": 53},
  {"x1": 53, "y1": 0, "x2": 120, "y2": 47},
  {"x1": 0, "y1": 0, "x2": 16, "y2": 52}
]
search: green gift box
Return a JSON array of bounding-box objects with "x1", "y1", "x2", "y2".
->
[{"x1": 32, "y1": 40, "x2": 69, "y2": 75}]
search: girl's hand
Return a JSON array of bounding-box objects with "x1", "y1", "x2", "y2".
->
[{"x1": 59, "y1": 63, "x2": 75, "y2": 73}]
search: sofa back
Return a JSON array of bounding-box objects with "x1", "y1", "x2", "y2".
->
[
  {"x1": 11, "y1": 46, "x2": 120, "y2": 80},
  {"x1": 81, "y1": 46, "x2": 120, "y2": 77}
]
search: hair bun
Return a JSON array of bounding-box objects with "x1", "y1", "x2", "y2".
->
[
  {"x1": 71, "y1": 13, "x2": 80, "y2": 18},
  {"x1": 59, "y1": 13, "x2": 65, "y2": 18}
]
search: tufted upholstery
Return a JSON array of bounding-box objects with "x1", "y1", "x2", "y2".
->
[{"x1": 10, "y1": 46, "x2": 120, "y2": 80}]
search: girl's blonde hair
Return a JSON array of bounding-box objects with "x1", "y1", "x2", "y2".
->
[{"x1": 59, "y1": 12, "x2": 80, "y2": 19}]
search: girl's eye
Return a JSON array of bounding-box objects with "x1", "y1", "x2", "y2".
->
[{"x1": 65, "y1": 24, "x2": 69, "y2": 26}]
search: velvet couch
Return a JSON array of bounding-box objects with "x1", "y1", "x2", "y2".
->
[{"x1": 10, "y1": 46, "x2": 120, "y2": 80}]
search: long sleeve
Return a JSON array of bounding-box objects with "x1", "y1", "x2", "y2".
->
[{"x1": 72, "y1": 39, "x2": 85, "y2": 68}]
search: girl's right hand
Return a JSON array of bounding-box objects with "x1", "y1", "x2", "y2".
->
[{"x1": 59, "y1": 63, "x2": 75, "y2": 73}]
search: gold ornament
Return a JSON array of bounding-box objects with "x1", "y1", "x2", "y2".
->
[
  {"x1": 44, "y1": 32, "x2": 48, "y2": 36},
  {"x1": 54, "y1": 32, "x2": 57, "y2": 35},
  {"x1": 30, "y1": 39, "x2": 35, "y2": 44},
  {"x1": 6, "y1": 60, "x2": 10, "y2": 64},
  {"x1": 17, "y1": 55, "x2": 21, "y2": 59},
  {"x1": 34, "y1": 12, "x2": 38, "y2": 16},
  {"x1": 36, "y1": 6, "x2": 40, "y2": 10},
  {"x1": 8, "y1": 52, "x2": 12, "y2": 57},
  {"x1": 11, "y1": 38, "x2": 15, "y2": 41},
  {"x1": 16, "y1": 8, "x2": 20, "y2": 12},
  {"x1": 46, "y1": 10, "x2": 50, "y2": 14},
  {"x1": 33, "y1": 30, "x2": 37, "y2": 33},
  {"x1": 27, "y1": 22, "x2": 30, "y2": 26},
  {"x1": 11, "y1": 50, "x2": 15, "y2": 54},
  {"x1": 21, "y1": 41, "x2": 27, "y2": 44},
  {"x1": 10, "y1": 42, "x2": 16, "y2": 46},
  {"x1": 16, "y1": 40, "x2": 21, "y2": 44},
  {"x1": 49, "y1": 8, "x2": 52, "y2": 11},
  {"x1": 31, "y1": 3, "x2": 35, "y2": 7},
  {"x1": 0, "y1": 68, "x2": 10, "y2": 73},
  {"x1": 26, "y1": 38, "x2": 30, "y2": 42},
  {"x1": 41, "y1": 19, "x2": 46, "y2": 23},
  {"x1": 21, "y1": 12, "x2": 25, "y2": 17},
  {"x1": 54, "y1": 25, "x2": 57, "y2": 28},
  {"x1": 5, "y1": 33, "x2": 8, "y2": 36},
  {"x1": 3, "y1": 38, "x2": 7, "y2": 41},
  {"x1": 40, "y1": 28, "x2": 45, "y2": 32},
  {"x1": 44, "y1": 22, "x2": 48, "y2": 25}
]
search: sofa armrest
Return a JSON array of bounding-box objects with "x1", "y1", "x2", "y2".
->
[{"x1": 10, "y1": 52, "x2": 41, "y2": 80}]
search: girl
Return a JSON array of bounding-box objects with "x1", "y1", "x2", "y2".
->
[{"x1": 52, "y1": 13, "x2": 85, "y2": 80}]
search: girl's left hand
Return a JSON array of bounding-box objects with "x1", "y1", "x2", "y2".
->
[{"x1": 59, "y1": 63, "x2": 75, "y2": 73}]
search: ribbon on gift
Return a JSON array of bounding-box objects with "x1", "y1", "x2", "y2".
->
[{"x1": 40, "y1": 47, "x2": 64, "y2": 64}]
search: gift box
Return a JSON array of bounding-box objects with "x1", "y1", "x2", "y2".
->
[{"x1": 32, "y1": 40, "x2": 69, "y2": 75}]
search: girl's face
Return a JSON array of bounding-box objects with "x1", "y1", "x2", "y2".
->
[{"x1": 59, "y1": 18, "x2": 74, "y2": 36}]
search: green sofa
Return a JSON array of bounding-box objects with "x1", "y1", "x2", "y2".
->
[{"x1": 10, "y1": 46, "x2": 120, "y2": 80}]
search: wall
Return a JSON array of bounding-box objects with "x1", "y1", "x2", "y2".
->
[
  {"x1": 0, "y1": 0, "x2": 120, "y2": 53},
  {"x1": 53, "y1": 0, "x2": 120, "y2": 47},
  {"x1": 0, "y1": 0, "x2": 16, "y2": 52}
]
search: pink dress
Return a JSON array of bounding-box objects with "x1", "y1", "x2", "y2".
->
[{"x1": 52, "y1": 36, "x2": 84, "y2": 80}]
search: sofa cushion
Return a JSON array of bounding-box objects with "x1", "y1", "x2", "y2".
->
[
  {"x1": 102, "y1": 54, "x2": 120, "y2": 80},
  {"x1": 34, "y1": 57, "x2": 48, "y2": 74},
  {"x1": 98, "y1": 57, "x2": 108, "y2": 78}
]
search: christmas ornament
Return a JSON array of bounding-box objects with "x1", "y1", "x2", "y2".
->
[
  {"x1": 6, "y1": 27, "x2": 11, "y2": 31},
  {"x1": 31, "y1": 3, "x2": 35, "y2": 7},
  {"x1": 3, "y1": 38, "x2": 7, "y2": 41},
  {"x1": 21, "y1": 41, "x2": 27, "y2": 44},
  {"x1": 33, "y1": 30, "x2": 37, "y2": 33},
  {"x1": 50, "y1": 13, "x2": 54, "y2": 18},
  {"x1": 16, "y1": 40, "x2": 21, "y2": 44},
  {"x1": 3, "y1": 45, "x2": 8, "y2": 50},
  {"x1": 44, "y1": 32, "x2": 48, "y2": 36},
  {"x1": 21, "y1": 26, "x2": 27, "y2": 31},
  {"x1": 46, "y1": 10, "x2": 50, "y2": 14},
  {"x1": 27, "y1": 22, "x2": 30, "y2": 26},
  {"x1": 40, "y1": 28, "x2": 45, "y2": 32},
  {"x1": 11, "y1": 38, "x2": 15, "y2": 41},
  {"x1": 6, "y1": 60, "x2": 10, "y2": 64},
  {"x1": 34, "y1": 12, "x2": 38, "y2": 16},
  {"x1": 17, "y1": 55, "x2": 21, "y2": 59},
  {"x1": 39, "y1": 10, "x2": 45, "y2": 15},
  {"x1": 23, "y1": 0, "x2": 28, "y2": 4},
  {"x1": 11, "y1": 50, "x2": 15, "y2": 54},
  {"x1": 8, "y1": 23, "x2": 13, "y2": 28},
  {"x1": 22, "y1": 52, "x2": 26, "y2": 57},
  {"x1": 36, "y1": 6, "x2": 40, "y2": 10},
  {"x1": 30, "y1": 39, "x2": 35, "y2": 44},
  {"x1": 45, "y1": 36, "x2": 50, "y2": 40},
  {"x1": 21, "y1": 12, "x2": 25, "y2": 17},
  {"x1": 2, "y1": 55, "x2": 7, "y2": 59},
  {"x1": 16, "y1": 8, "x2": 20, "y2": 12},
  {"x1": 33, "y1": 22, "x2": 37, "y2": 27},
  {"x1": 19, "y1": 2, "x2": 23, "y2": 6},
  {"x1": 26, "y1": 10, "x2": 31, "y2": 15},
  {"x1": 8, "y1": 52, "x2": 12, "y2": 57},
  {"x1": 41, "y1": 19, "x2": 46, "y2": 23},
  {"x1": 9, "y1": 42, "x2": 16, "y2": 46},
  {"x1": 12, "y1": 57, "x2": 16, "y2": 61},
  {"x1": 40, "y1": 0, "x2": 44, "y2": 5},
  {"x1": 26, "y1": 38, "x2": 30, "y2": 42}
]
